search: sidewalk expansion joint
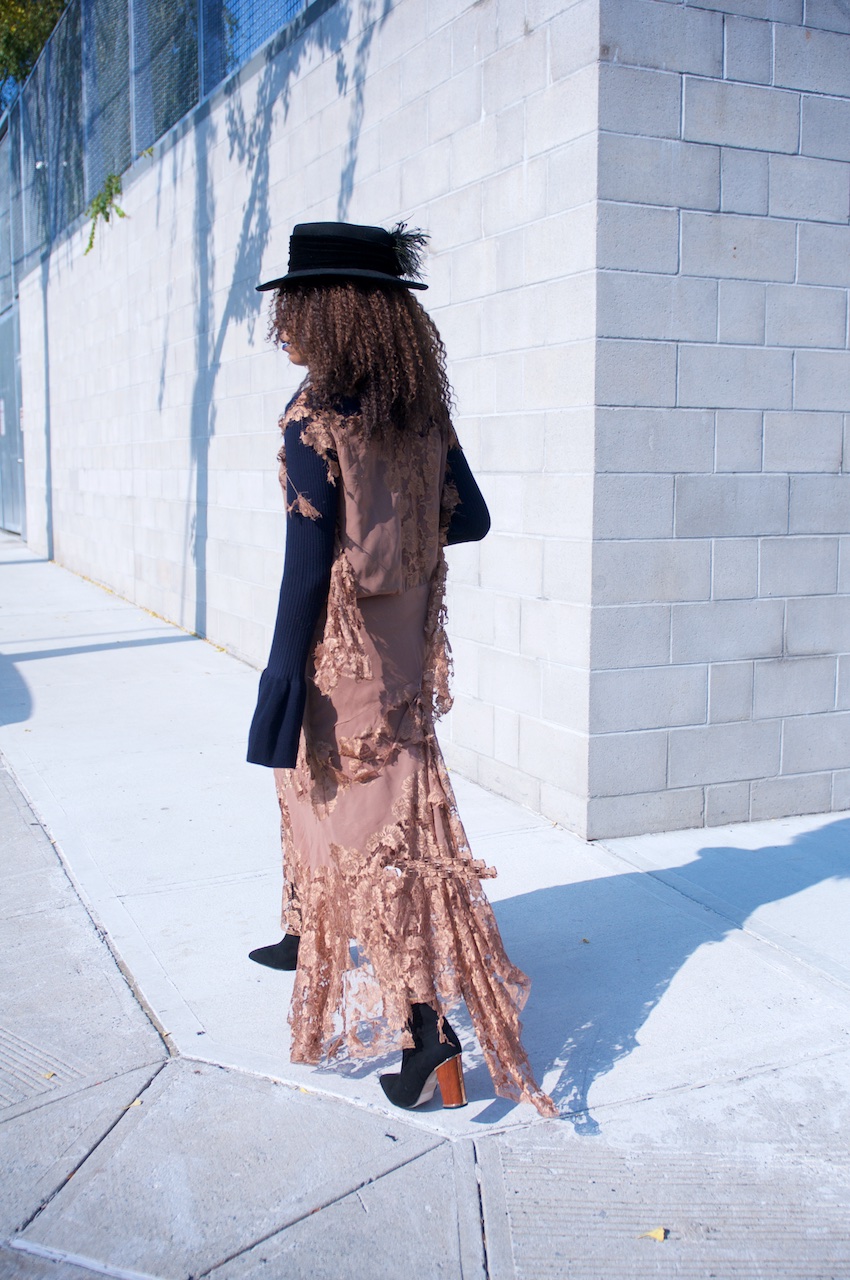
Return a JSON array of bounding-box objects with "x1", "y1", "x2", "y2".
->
[
  {"x1": 194, "y1": 1140, "x2": 450, "y2": 1278},
  {"x1": 472, "y1": 1140, "x2": 491, "y2": 1280},
  {"x1": 12, "y1": 1061, "x2": 169, "y2": 1235}
]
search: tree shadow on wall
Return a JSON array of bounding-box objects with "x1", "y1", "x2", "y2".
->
[
  {"x1": 488, "y1": 817, "x2": 850, "y2": 1132},
  {"x1": 178, "y1": 0, "x2": 391, "y2": 638}
]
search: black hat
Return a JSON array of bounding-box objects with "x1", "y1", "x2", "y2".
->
[{"x1": 256, "y1": 221, "x2": 429, "y2": 292}]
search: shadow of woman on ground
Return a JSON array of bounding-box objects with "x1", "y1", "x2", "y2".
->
[{"x1": 491, "y1": 817, "x2": 850, "y2": 1133}]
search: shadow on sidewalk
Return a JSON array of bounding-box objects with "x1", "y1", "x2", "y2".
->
[{"x1": 492, "y1": 817, "x2": 850, "y2": 1133}]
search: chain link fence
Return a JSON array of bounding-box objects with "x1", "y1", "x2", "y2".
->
[{"x1": 0, "y1": 0, "x2": 309, "y2": 299}]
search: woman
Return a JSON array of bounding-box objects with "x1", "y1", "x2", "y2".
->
[{"x1": 247, "y1": 221, "x2": 555, "y2": 1118}]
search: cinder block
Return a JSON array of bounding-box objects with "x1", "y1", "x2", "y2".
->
[
  {"x1": 447, "y1": 582, "x2": 495, "y2": 645},
  {"x1": 589, "y1": 728, "x2": 669, "y2": 796},
  {"x1": 598, "y1": 202, "x2": 680, "y2": 273},
  {"x1": 786, "y1": 595, "x2": 850, "y2": 654},
  {"x1": 597, "y1": 272, "x2": 718, "y2": 342},
  {"x1": 792, "y1": 0, "x2": 847, "y2": 31},
  {"x1": 525, "y1": 206, "x2": 596, "y2": 282},
  {"x1": 592, "y1": 539, "x2": 711, "y2": 605},
  {"x1": 598, "y1": 134, "x2": 720, "y2": 211},
  {"x1": 754, "y1": 655, "x2": 837, "y2": 718},
  {"x1": 591, "y1": 604, "x2": 672, "y2": 669},
  {"x1": 541, "y1": 662, "x2": 591, "y2": 732},
  {"x1": 721, "y1": 147, "x2": 769, "y2": 215},
  {"x1": 596, "y1": 408, "x2": 715, "y2": 473},
  {"x1": 839, "y1": 654, "x2": 850, "y2": 709},
  {"x1": 600, "y1": 1, "x2": 723, "y2": 76},
  {"x1": 713, "y1": 537, "x2": 759, "y2": 599},
  {"x1": 782, "y1": 710, "x2": 850, "y2": 774},
  {"x1": 526, "y1": 65, "x2": 598, "y2": 156},
  {"x1": 801, "y1": 93, "x2": 850, "y2": 163},
  {"x1": 542, "y1": 406, "x2": 596, "y2": 473},
  {"x1": 596, "y1": 339, "x2": 678, "y2": 409},
  {"x1": 668, "y1": 719, "x2": 780, "y2": 786},
  {"x1": 723, "y1": 14, "x2": 772, "y2": 84},
  {"x1": 477, "y1": 415, "x2": 545, "y2": 471},
  {"x1": 427, "y1": 67, "x2": 482, "y2": 144},
  {"x1": 841, "y1": 535, "x2": 850, "y2": 590},
  {"x1": 774, "y1": 23, "x2": 850, "y2": 97},
  {"x1": 794, "y1": 352, "x2": 850, "y2": 413},
  {"x1": 789, "y1": 476, "x2": 850, "y2": 533},
  {"x1": 797, "y1": 223, "x2": 850, "y2": 286},
  {"x1": 479, "y1": 533, "x2": 544, "y2": 596},
  {"x1": 479, "y1": 747, "x2": 546, "y2": 810},
  {"x1": 478, "y1": 648, "x2": 542, "y2": 717},
  {"x1": 671, "y1": 598, "x2": 784, "y2": 662},
  {"x1": 481, "y1": 280, "x2": 548, "y2": 352},
  {"x1": 493, "y1": 592, "x2": 522, "y2": 652},
  {"x1": 590, "y1": 664, "x2": 707, "y2": 733},
  {"x1": 769, "y1": 154, "x2": 850, "y2": 223},
  {"x1": 481, "y1": 26, "x2": 547, "y2": 112},
  {"x1": 717, "y1": 280, "x2": 765, "y2": 344},
  {"x1": 452, "y1": 694, "x2": 495, "y2": 756},
  {"x1": 586, "y1": 788, "x2": 705, "y2": 839},
  {"x1": 766, "y1": 284, "x2": 847, "y2": 350},
  {"x1": 681, "y1": 211, "x2": 796, "y2": 282},
  {"x1": 547, "y1": 135, "x2": 599, "y2": 216},
  {"x1": 599, "y1": 64, "x2": 682, "y2": 139},
  {"x1": 684, "y1": 78, "x2": 799, "y2": 153},
  {"x1": 687, "y1": 0, "x2": 801, "y2": 23},
  {"x1": 521, "y1": 598, "x2": 592, "y2": 666},
  {"x1": 594, "y1": 473, "x2": 675, "y2": 538},
  {"x1": 715, "y1": 410, "x2": 764, "y2": 473},
  {"x1": 705, "y1": 781, "x2": 750, "y2": 826},
  {"x1": 542, "y1": 538, "x2": 593, "y2": 605},
  {"x1": 761, "y1": 535, "x2": 839, "y2": 597},
  {"x1": 708, "y1": 661, "x2": 754, "y2": 722},
  {"x1": 493, "y1": 705, "x2": 520, "y2": 767},
  {"x1": 544, "y1": 272, "x2": 597, "y2": 344},
  {"x1": 522, "y1": 473, "x2": 594, "y2": 539},
  {"x1": 678, "y1": 345, "x2": 793, "y2": 411},
  {"x1": 539, "y1": 781, "x2": 588, "y2": 837},
  {"x1": 751, "y1": 772, "x2": 833, "y2": 820},
  {"x1": 518, "y1": 716, "x2": 588, "y2": 793},
  {"x1": 549, "y1": 0, "x2": 601, "y2": 80},
  {"x1": 833, "y1": 769, "x2": 850, "y2": 810},
  {"x1": 676, "y1": 474, "x2": 788, "y2": 536},
  {"x1": 763, "y1": 412, "x2": 844, "y2": 472}
]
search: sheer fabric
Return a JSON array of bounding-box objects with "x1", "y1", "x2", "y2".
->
[{"x1": 274, "y1": 387, "x2": 556, "y2": 1117}]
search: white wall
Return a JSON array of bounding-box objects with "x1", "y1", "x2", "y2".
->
[
  {"x1": 20, "y1": 0, "x2": 850, "y2": 838},
  {"x1": 588, "y1": 0, "x2": 850, "y2": 837},
  {"x1": 20, "y1": 0, "x2": 599, "y2": 826}
]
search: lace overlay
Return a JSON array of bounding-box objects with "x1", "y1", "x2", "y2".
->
[{"x1": 273, "y1": 388, "x2": 555, "y2": 1117}]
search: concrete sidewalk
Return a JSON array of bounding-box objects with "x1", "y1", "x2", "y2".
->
[{"x1": 1, "y1": 529, "x2": 849, "y2": 1279}]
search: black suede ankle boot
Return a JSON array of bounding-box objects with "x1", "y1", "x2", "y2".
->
[
  {"x1": 248, "y1": 934, "x2": 300, "y2": 970},
  {"x1": 380, "y1": 1003, "x2": 467, "y2": 1109}
]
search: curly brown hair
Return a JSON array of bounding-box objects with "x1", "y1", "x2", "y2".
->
[{"x1": 268, "y1": 283, "x2": 452, "y2": 439}]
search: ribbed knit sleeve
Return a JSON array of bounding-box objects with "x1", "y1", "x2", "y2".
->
[
  {"x1": 246, "y1": 421, "x2": 338, "y2": 769},
  {"x1": 445, "y1": 446, "x2": 490, "y2": 545}
]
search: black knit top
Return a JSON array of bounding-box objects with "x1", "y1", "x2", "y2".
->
[{"x1": 247, "y1": 421, "x2": 490, "y2": 769}]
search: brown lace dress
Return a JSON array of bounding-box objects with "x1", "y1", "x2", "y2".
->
[{"x1": 274, "y1": 388, "x2": 556, "y2": 1117}]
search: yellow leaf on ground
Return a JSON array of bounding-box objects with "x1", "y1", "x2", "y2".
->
[
  {"x1": 639, "y1": 1228, "x2": 669, "y2": 1242},
  {"x1": 124, "y1": 1099, "x2": 142, "y2": 1108},
  {"x1": 42, "y1": 1071, "x2": 55, "y2": 1080}
]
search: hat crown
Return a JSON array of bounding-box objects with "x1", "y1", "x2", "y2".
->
[{"x1": 256, "y1": 220, "x2": 428, "y2": 292}]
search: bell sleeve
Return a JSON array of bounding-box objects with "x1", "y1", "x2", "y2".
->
[
  {"x1": 445, "y1": 445, "x2": 491, "y2": 545},
  {"x1": 246, "y1": 421, "x2": 339, "y2": 768}
]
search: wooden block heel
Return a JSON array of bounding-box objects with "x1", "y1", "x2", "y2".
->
[{"x1": 435, "y1": 1054, "x2": 467, "y2": 1108}]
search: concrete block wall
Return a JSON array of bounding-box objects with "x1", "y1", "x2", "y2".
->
[
  {"x1": 19, "y1": 0, "x2": 599, "y2": 829},
  {"x1": 18, "y1": 0, "x2": 850, "y2": 838},
  {"x1": 589, "y1": 0, "x2": 850, "y2": 837}
]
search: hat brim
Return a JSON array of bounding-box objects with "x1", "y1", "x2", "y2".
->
[{"x1": 256, "y1": 266, "x2": 428, "y2": 292}]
